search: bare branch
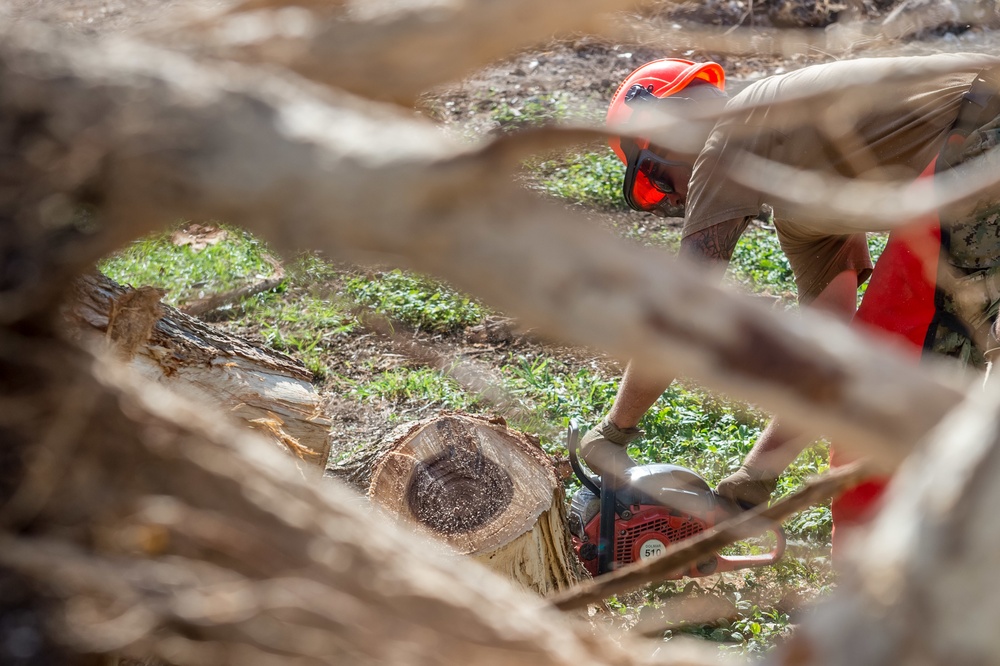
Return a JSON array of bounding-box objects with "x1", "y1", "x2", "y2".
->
[
  {"x1": 0, "y1": 338, "x2": 722, "y2": 666},
  {"x1": 784, "y1": 388, "x2": 1000, "y2": 665},
  {"x1": 181, "y1": 254, "x2": 286, "y2": 317},
  {"x1": 0, "y1": 21, "x2": 974, "y2": 472},
  {"x1": 731, "y1": 147, "x2": 1000, "y2": 233},
  {"x1": 168, "y1": 0, "x2": 641, "y2": 105}
]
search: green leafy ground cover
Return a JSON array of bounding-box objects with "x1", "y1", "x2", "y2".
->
[{"x1": 100, "y1": 144, "x2": 887, "y2": 657}]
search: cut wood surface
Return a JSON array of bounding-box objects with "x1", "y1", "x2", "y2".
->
[
  {"x1": 62, "y1": 272, "x2": 332, "y2": 464},
  {"x1": 365, "y1": 412, "x2": 586, "y2": 594}
]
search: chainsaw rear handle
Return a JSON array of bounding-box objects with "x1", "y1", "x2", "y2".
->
[
  {"x1": 712, "y1": 525, "x2": 787, "y2": 573},
  {"x1": 566, "y1": 422, "x2": 617, "y2": 574},
  {"x1": 567, "y1": 421, "x2": 603, "y2": 497}
]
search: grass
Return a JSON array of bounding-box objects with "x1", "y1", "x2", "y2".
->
[
  {"x1": 727, "y1": 225, "x2": 795, "y2": 301},
  {"x1": 345, "y1": 269, "x2": 487, "y2": 333},
  {"x1": 237, "y1": 286, "x2": 355, "y2": 380},
  {"x1": 528, "y1": 150, "x2": 627, "y2": 210},
  {"x1": 350, "y1": 366, "x2": 478, "y2": 412},
  {"x1": 490, "y1": 91, "x2": 571, "y2": 132},
  {"x1": 99, "y1": 222, "x2": 278, "y2": 309}
]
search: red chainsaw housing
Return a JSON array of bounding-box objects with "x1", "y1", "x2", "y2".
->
[
  {"x1": 565, "y1": 431, "x2": 785, "y2": 579},
  {"x1": 572, "y1": 504, "x2": 720, "y2": 578},
  {"x1": 571, "y1": 501, "x2": 785, "y2": 578}
]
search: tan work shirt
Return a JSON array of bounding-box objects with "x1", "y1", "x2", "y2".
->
[{"x1": 684, "y1": 54, "x2": 996, "y2": 302}]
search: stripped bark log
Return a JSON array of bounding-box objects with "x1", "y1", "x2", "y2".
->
[
  {"x1": 5, "y1": 4, "x2": 1000, "y2": 666},
  {"x1": 168, "y1": 0, "x2": 640, "y2": 106},
  {"x1": 62, "y1": 272, "x2": 332, "y2": 464},
  {"x1": 357, "y1": 412, "x2": 586, "y2": 595}
]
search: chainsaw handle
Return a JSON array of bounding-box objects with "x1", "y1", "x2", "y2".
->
[
  {"x1": 567, "y1": 421, "x2": 603, "y2": 498},
  {"x1": 713, "y1": 525, "x2": 786, "y2": 573}
]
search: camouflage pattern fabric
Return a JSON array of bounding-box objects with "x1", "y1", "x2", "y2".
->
[
  {"x1": 926, "y1": 264, "x2": 1000, "y2": 368},
  {"x1": 948, "y1": 204, "x2": 1000, "y2": 270},
  {"x1": 942, "y1": 120, "x2": 1000, "y2": 270},
  {"x1": 930, "y1": 116, "x2": 1000, "y2": 367}
]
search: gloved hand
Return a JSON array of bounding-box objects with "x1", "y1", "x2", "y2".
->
[
  {"x1": 579, "y1": 416, "x2": 642, "y2": 487},
  {"x1": 715, "y1": 465, "x2": 778, "y2": 510}
]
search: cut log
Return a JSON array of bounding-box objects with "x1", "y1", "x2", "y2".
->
[
  {"x1": 61, "y1": 272, "x2": 332, "y2": 465},
  {"x1": 356, "y1": 412, "x2": 587, "y2": 595}
]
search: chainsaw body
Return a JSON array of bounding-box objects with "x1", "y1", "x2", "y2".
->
[{"x1": 566, "y1": 425, "x2": 785, "y2": 578}]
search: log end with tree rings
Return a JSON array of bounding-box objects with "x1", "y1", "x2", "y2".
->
[
  {"x1": 368, "y1": 413, "x2": 558, "y2": 555},
  {"x1": 405, "y1": 437, "x2": 516, "y2": 535}
]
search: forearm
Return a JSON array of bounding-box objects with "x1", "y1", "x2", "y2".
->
[
  {"x1": 679, "y1": 217, "x2": 751, "y2": 265},
  {"x1": 607, "y1": 362, "x2": 674, "y2": 429}
]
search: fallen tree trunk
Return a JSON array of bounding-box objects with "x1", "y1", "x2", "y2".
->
[
  {"x1": 61, "y1": 272, "x2": 332, "y2": 465},
  {"x1": 334, "y1": 412, "x2": 587, "y2": 595}
]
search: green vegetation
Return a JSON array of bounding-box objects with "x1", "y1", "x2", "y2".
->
[
  {"x1": 350, "y1": 366, "x2": 477, "y2": 411},
  {"x1": 645, "y1": 580, "x2": 796, "y2": 655},
  {"x1": 490, "y1": 91, "x2": 571, "y2": 132},
  {"x1": 345, "y1": 269, "x2": 486, "y2": 333},
  {"x1": 238, "y1": 286, "x2": 355, "y2": 380},
  {"x1": 100, "y1": 223, "x2": 278, "y2": 308},
  {"x1": 727, "y1": 225, "x2": 795, "y2": 301},
  {"x1": 681, "y1": 603, "x2": 793, "y2": 655},
  {"x1": 529, "y1": 150, "x2": 627, "y2": 210}
]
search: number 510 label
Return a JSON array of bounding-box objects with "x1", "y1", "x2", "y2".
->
[{"x1": 638, "y1": 538, "x2": 666, "y2": 560}]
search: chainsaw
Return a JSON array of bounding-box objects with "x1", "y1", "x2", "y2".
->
[{"x1": 565, "y1": 424, "x2": 786, "y2": 578}]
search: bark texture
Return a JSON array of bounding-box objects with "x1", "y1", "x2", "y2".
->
[
  {"x1": 0, "y1": 339, "x2": 695, "y2": 666},
  {"x1": 775, "y1": 387, "x2": 1000, "y2": 665},
  {"x1": 0, "y1": 21, "x2": 973, "y2": 475}
]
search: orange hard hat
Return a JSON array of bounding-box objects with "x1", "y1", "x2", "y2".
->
[{"x1": 606, "y1": 59, "x2": 726, "y2": 163}]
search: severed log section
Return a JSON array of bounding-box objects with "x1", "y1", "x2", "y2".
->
[
  {"x1": 360, "y1": 413, "x2": 587, "y2": 595},
  {"x1": 61, "y1": 272, "x2": 332, "y2": 464}
]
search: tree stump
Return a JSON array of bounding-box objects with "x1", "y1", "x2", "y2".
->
[
  {"x1": 359, "y1": 412, "x2": 587, "y2": 595},
  {"x1": 61, "y1": 272, "x2": 332, "y2": 465}
]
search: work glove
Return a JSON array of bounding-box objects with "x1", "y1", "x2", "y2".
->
[
  {"x1": 715, "y1": 465, "x2": 778, "y2": 510},
  {"x1": 579, "y1": 416, "x2": 642, "y2": 487}
]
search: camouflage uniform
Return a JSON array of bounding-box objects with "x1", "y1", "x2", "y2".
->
[{"x1": 925, "y1": 79, "x2": 1000, "y2": 368}]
